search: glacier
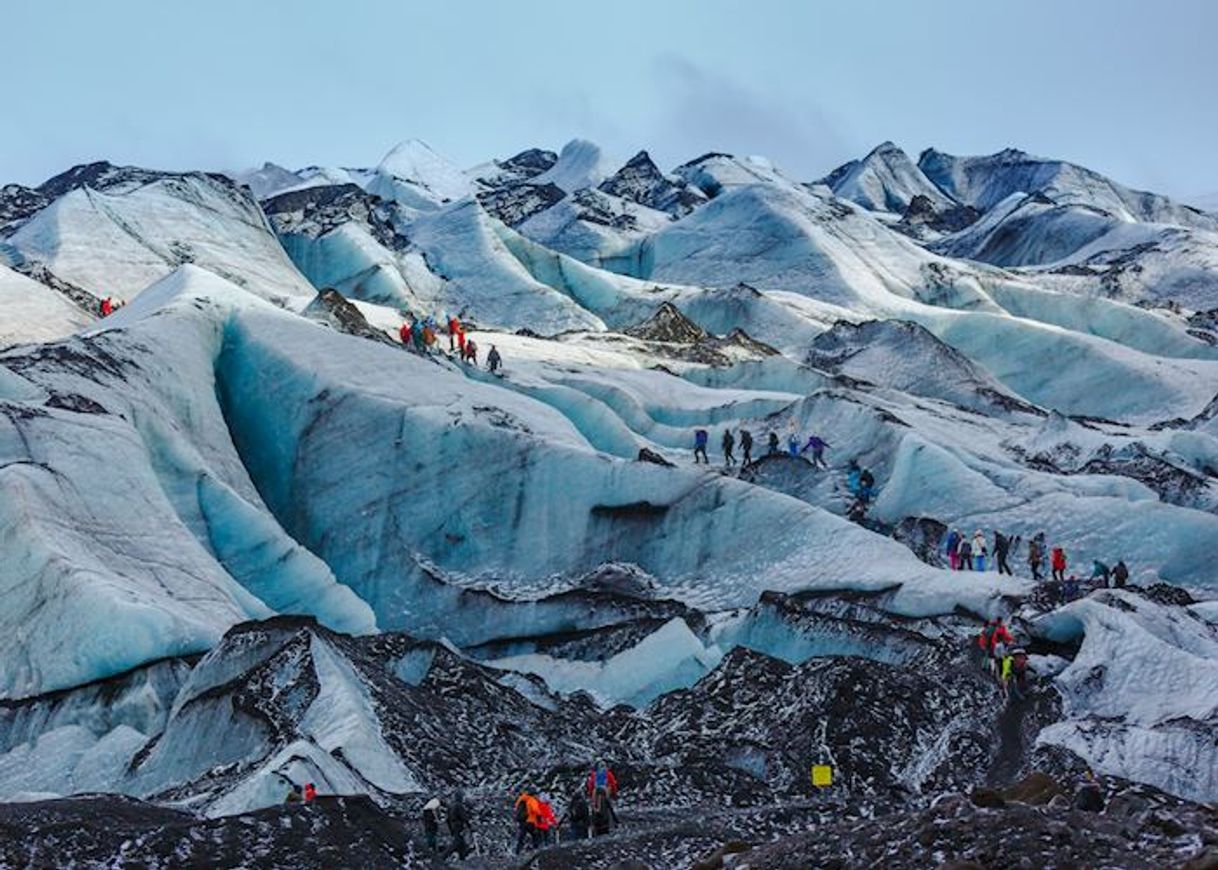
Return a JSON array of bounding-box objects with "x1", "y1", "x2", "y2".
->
[{"x1": 2, "y1": 134, "x2": 1218, "y2": 862}]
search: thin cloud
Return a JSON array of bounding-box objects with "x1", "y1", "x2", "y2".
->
[{"x1": 646, "y1": 56, "x2": 852, "y2": 177}]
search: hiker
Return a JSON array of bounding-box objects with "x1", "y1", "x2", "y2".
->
[
  {"x1": 945, "y1": 528, "x2": 962, "y2": 570},
  {"x1": 303, "y1": 782, "x2": 316, "y2": 803},
  {"x1": 422, "y1": 322, "x2": 436, "y2": 352},
  {"x1": 975, "y1": 619, "x2": 996, "y2": 670},
  {"x1": 768, "y1": 431, "x2": 780, "y2": 456},
  {"x1": 411, "y1": 318, "x2": 425, "y2": 351},
  {"x1": 591, "y1": 791, "x2": 616, "y2": 836},
  {"x1": 1089, "y1": 560, "x2": 1111, "y2": 587},
  {"x1": 447, "y1": 791, "x2": 472, "y2": 859},
  {"x1": 693, "y1": 429, "x2": 709, "y2": 464},
  {"x1": 535, "y1": 794, "x2": 558, "y2": 845},
  {"x1": 971, "y1": 529, "x2": 988, "y2": 571},
  {"x1": 487, "y1": 344, "x2": 502, "y2": 373},
  {"x1": 398, "y1": 322, "x2": 411, "y2": 345},
  {"x1": 994, "y1": 531, "x2": 1017, "y2": 576},
  {"x1": 1073, "y1": 771, "x2": 1105, "y2": 812},
  {"x1": 284, "y1": 782, "x2": 302, "y2": 804},
  {"x1": 1051, "y1": 546, "x2": 1067, "y2": 582},
  {"x1": 1027, "y1": 537, "x2": 1043, "y2": 582},
  {"x1": 858, "y1": 468, "x2": 875, "y2": 503},
  {"x1": 1063, "y1": 574, "x2": 1080, "y2": 602},
  {"x1": 514, "y1": 789, "x2": 541, "y2": 854},
  {"x1": 1007, "y1": 648, "x2": 1031, "y2": 700},
  {"x1": 422, "y1": 797, "x2": 442, "y2": 854},
  {"x1": 847, "y1": 497, "x2": 868, "y2": 524},
  {"x1": 100, "y1": 296, "x2": 114, "y2": 317},
  {"x1": 989, "y1": 616, "x2": 1013, "y2": 681},
  {"x1": 456, "y1": 325, "x2": 467, "y2": 358},
  {"x1": 787, "y1": 432, "x2": 800, "y2": 457},
  {"x1": 846, "y1": 461, "x2": 862, "y2": 498},
  {"x1": 1112, "y1": 560, "x2": 1129, "y2": 588},
  {"x1": 722, "y1": 430, "x2": 736, "y2": 466},
  {"x1": 587, "y1": 760, "x2": 620, "y2": 834},
  {"x1": 801, "y1": 435, "x2": 829, "y2": 469},
  {"x1": 957, "y1": 534, "x2": 973, "y2": 571},
  {"x1": 559, "y1": 789, "x2": 591, "y2": 841},
  {"x1": 740, "y1": 429, "x2": 754, "y2": 465},
  {"x1": 448, "y1": 314, "x2": 461, "y2": 351},
  {"x1": 586, "y1": 761, "x2": 619, "y2": 802}
]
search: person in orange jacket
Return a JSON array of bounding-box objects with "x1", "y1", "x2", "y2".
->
[
  {"x1": 514, "y1": 790, "x2": 542, "y2": 854},
  {"x1": 303, "y1": 782, "x2": 316, "y2": 803},
  {"x1": 447, "y1": 315, "x2": 460, "y2": 351}
]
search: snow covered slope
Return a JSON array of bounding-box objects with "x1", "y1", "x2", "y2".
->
[
  {"x1": 0, "y1": 264, "x2": 92, "y2": 348},
  {"x1": 3, "y1": 164, "x2": 316, "y2": 304},
  {"x1": 918, "y1": 147, "x2": 1218, "y2": 230},
  {"x1": 821, "y1": 141, "x2": 958, "y2": 215}
]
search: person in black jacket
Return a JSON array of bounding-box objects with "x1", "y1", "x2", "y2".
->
[
  {"x1": 446, "y1": 791, "x2": 472, "y2": 859},
  {"x1": 722, "y1": 430, "x2": 736, "y2": 466},
  {"x1": 422, "y1": 797, "x2": 441, "y2": 855},
  {"x1": 740, "y1": 429, "x2": 754, "y2": 465}
]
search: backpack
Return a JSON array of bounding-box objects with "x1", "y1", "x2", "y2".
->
[{"x1": 595, "y1": 768, "x2": 609, "y2": 791}]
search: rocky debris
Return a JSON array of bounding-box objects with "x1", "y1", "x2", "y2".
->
[
  {"x1": 263, "y1": 183, "x2": 402, "y2": 249},
  {"x1": 740, "y1": 779, "x2": 1218, "y2": 870},
  {"x1": 474, "y1": 148, "x2": 559, "y2": 190},
  {"x1": 624, "y1": 302, "x2": 709, "y2": 343},
  {"x1": 302, "y1": 288, "x2": 398, "y2": 346},
  {"x1": 477, "y1": 180, "x2": 566, "y2": 226},
  {"x1": 0, "y1": 184, "x2": 50, "y2": 233},
  {"x1": 1013, "y1": 438, "x2": 1218, "y2": 511},
  {"x1": 1131, "y1": 582, "x2": 1196, "y2": 607},
  {"x1": 0, "y1": 794, "x2": 416, "y2": 868},
  {"x1": 598, "y1": 150, "x2": 706, "y2": 218},
  {"x1": 892, "y1": 517, "x2": 949, "y2": 567},
  {"x1": 636, "y1": 446, "x2": 675, "y2": 467},
  {"x1": 899, "y1": 192, "x2": 980, "y2": 235},
  {"x1": 623, "y1": 303, "x2": 778, "y2": 366},
  {"x1": 1186, "y1": 308, "x2": 1218, "y2": 345}
]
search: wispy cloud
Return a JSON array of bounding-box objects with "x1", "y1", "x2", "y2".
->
[{"x1": 645, "y1": 56, "x2": 851, "y2": 178}]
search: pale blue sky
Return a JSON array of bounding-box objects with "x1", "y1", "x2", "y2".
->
[{"x1": 7, "y1": 0, "x2": 1217, "y2": 198}]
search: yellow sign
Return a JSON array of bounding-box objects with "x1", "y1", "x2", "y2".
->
[{"x1": 811, "y1": 765, "x2": 833, "y2": 787}]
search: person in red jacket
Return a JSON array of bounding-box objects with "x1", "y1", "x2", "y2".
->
[
  {"x1": 989, "y1": 617, "x2": 1014, "y2": 654},
  {"x1": 1051, "y1": 546, "x2": 1067, "y2": 582},
  {"x1": 587, "y1": 759, "x2": 621, "y2": 833},
  {"x1": 447, "y1": 315, "x2": 460, "y2": 351},
  {"x1": 100, "y1": 296, "x2": 114, "y2": 317},
  {"x1": 303, "y1": 782, "x2": 316, "y2": 802},
  {"x1": 586, "y1": 760, "x2": 618, "y2": 800},
  {"x1": 534, "y1": 794, "x2": 558, "y2": 844}
]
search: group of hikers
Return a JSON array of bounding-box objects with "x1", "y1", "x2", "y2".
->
[
  {"x1": 944, "y1": 529, "x2": 1130, "y2": 601},
  {"x1": 693, "y1": 427, "x2": 833, "y2": 469},
  {"x1": 282, "y1": 780, "x2": 318, "y2": 804},
  {"x1": 692, "y1": 427, "x2": 877, "y2": 522},
  {"x1": 513, "y1": 761, "x2": 620, "y2": 854},
  {"x1": 421, "y1": 791, "x2": 474, "y2": 860},
  {"x1": 410, "y1": 760, "x2": 621, "y2": 861},
  {"x1": 398, "y1": 312, "x2": 501, "y2": 373},
  {"x1": 975, "y1": 616, "x2": 1031, "y2": 701}
]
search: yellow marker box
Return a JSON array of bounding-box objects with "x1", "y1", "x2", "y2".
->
[{"x1": 811, "y1": 765, "x2": 833, "y2": 787}]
